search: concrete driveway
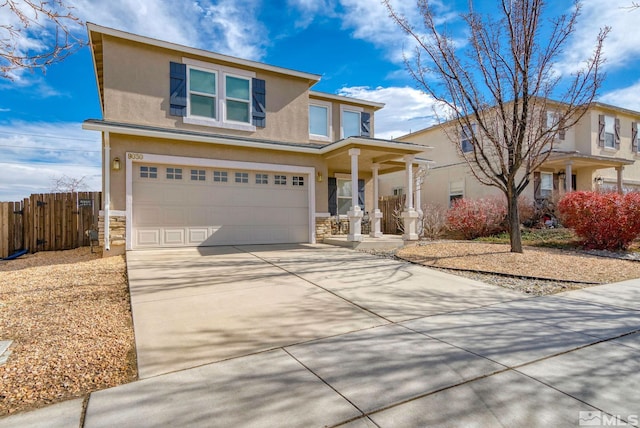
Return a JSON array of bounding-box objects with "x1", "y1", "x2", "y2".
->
[
  {"x1": 125, "y1": 244, "x2": 523, "y2": 378},
  {"x1": 2, "y1": 244, "x2": 640, "y2": 427}
]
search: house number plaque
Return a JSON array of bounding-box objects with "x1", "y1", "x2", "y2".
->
[{"x1": 127, "y1": 153, "x2": 144, "y2": 160}]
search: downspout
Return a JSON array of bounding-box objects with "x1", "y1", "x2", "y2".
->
[{"x1": 104, "y1": 131, "x2": 111, "y2": 251}]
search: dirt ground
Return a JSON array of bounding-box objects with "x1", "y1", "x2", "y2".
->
[{"x1": 0, "y1": 248, "x2": 137, "y2": 416}]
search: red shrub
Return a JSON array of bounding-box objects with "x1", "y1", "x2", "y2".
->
[
  {"x1": 558, "y1": 191, "x2": 640, "y2": 250},
  {"x1": 446, "y1": 197, "x2": 507, "y2": 239}
]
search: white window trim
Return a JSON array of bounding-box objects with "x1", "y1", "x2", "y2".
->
[
  {"x1": 182, "y1": 57, "x2": 256, "y2": 132},
  {"x1": 460, "y1": 124, "x2": 475, "y2": 153},
  {"x1": 340, "y1": 104, "x2": 363, "y2": 139},
  {"x1": 309, "y1": 99, "x2": 332, "y2": 142},
  {"x1": 125, "y1": 152, "x2": 316, "y2": 249}
]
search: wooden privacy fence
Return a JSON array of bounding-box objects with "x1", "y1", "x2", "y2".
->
[
  {"x1": 379, "y1": 195, "x2": 406, "y2": 235},
  {"x1": 0, "y1": 192, "x2": 102, "y2": 258}
]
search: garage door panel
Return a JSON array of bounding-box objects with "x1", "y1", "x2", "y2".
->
[
  {"x1": 133, "y1": 163, "x2": 309, "y2": 248},
  {"x1": 162, "y1": 228, "x2": 186, "y2": 246},
  {"x1": 136, "y1": 229, "x2": 160, "y2": 247}
]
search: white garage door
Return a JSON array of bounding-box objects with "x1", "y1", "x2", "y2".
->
[{"x1": 132, "y1": 163, "x2": 309, "y2": 248}]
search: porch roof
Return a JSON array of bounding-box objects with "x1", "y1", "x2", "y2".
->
[{"x1": 543, "y1": 150, "x2": 635, "y2": 170}]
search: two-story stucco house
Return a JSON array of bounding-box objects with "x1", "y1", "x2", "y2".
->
[
  {"x1": 381, "y1": 102, "x2": 640, "y2": 209},
  {"x1": 83, "y1": 24, "x2": 428, "y2": 255}
]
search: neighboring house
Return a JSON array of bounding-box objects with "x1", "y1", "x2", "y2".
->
[
  {"x1": 381, "y1": 102, "x2": 640, "y2": 209},
  {"x1": 83, "y1": 24, "x2": 428, "y2": 255}
]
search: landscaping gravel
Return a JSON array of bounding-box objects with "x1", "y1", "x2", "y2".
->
[
  {"x1": 0, "y1": 248, "x2": 136, "y2": 416},
  {"x1": 362, "y1": 240, "x2": 640, "y2": 296}
]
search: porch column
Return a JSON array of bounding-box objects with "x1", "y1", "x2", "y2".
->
[
  {"x1": 370, "y1": 163, "x2": 383, "y2": 238},
  {"x1": 401, "y1": 155, "x2": 419, "y2": 241},
  {"x1": 564, "y1": 161, "x2": 573, "y2": 193},
  {"x1": 347, "y1": 148, "x2": 363, "y2": 242},
  {"x1": 416, "y1": 166, "x2": 425, "y2": 216},
  {"x1": 616, "y1": 166, "x2": 625, "y2": 194}
]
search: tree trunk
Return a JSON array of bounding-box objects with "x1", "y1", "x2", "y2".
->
[{"x1": 507, "y1": 189, "x2": 523, "y2": 253}]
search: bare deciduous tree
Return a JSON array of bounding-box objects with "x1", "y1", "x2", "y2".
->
[
  {"x1": 1, "y1": 0, "x2": 84, "y2": 79},
  {"x1": 385, "y1": 0, "x2": 608, "y2": 252},
  {"x1": 50, "y1": 174, "x2": 87, "y2": 193}
]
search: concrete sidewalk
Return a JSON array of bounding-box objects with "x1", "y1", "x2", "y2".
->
[{"x1": 1, "y1": 245, "x2": 639, "y2": 427}]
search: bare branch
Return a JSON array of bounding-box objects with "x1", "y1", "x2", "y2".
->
[
  {"x1": 1, "y1": 0, "x2": 85, "y2": 79},
  {"x1": 50, "y1": 174, "x2": 88, "y2": 193},
  {"x1": 385, "y1": 0, "x2": 606, "y2": 252}
]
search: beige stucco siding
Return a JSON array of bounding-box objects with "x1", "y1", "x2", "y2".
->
[{"x1": 101, "y1": 36, "x2": 313, "y2": 144}]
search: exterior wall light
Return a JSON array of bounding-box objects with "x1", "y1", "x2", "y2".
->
[
  {"x1": 317, "y1": 171, "x2": 323, "y2": 182},
  {"x1": 112, "y1": 157, "x2": 121, "y2": 171}
]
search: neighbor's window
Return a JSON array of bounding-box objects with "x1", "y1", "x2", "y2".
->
[
  {"x1": 189, "y1": 68, "x2": 217, "y2": 119},
  {"x1": 393, "y1": 187, "x2": 404, "y2": 197},
  {"x1": 213, "y1": 170, "x2": 228, "y2": 182},
  {"x1": 540, "y1": 172, "x2": 553, "y2": 198},
  {"x1": 255, "y1": 173, "x2": 268, "y2": 184},
  {"x1": 191, "y1": 169, "x2": 206, "y2": 181},
  {"x1": 604, "y1": 115, "x2": 615, "y2": 148},
  {"x1": 337, "y1": 178, "x2": 352, "y2": 215},
  {"x1": 292, "y1": 176, "x2": 304, "y2": 186},
  {"x1": 342, "y1": 110, "x2": 360, "y2": 138},
  {"x1": 546, "y1": 111, "x2": 559, "y2": 130},
  {"x1": 225, "y1": 75, "x2": 250, "y2": 123},
  {"x1": 460, "y1": 125, "x2": 474, "y2": 153},
  {"x1": 309, "y1": 105, "x2": 329, "y2": 138},
  {"x1": 140, "y1": 166, "x2": 157, "y2": 179},
  {"x1": 166, "y1": 167, "x2": 182, "y2": 180},
  {"x1": 235, "y1": 172, "x2": 249, "y2": 183},
  {"x1": 275, "y1": 175, "x2": 287, "y2": 185}
]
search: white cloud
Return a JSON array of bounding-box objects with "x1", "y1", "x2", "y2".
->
[
  {"x1": 559, "y1": 1, "x2": 640, "y2": 75},
  {"x1": 600, "y1": 80, "x2": 640, "y2": 112},
  {"x1": 337, "y1": 85, "x2": 445, "y2": 139},
  {"x1": 287, "y1": 0, "x2": 337, "y2": 28},
  {"x1": 0, "y1": 121, "x2": 101, "y2": 201},
  {"x1": 67, "y1": 0, "x2": 268, "y2": 61}
]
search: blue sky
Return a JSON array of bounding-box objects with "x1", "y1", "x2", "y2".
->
[{"x1": 1, "y1": 0, "x2": 640, "y2": 200}]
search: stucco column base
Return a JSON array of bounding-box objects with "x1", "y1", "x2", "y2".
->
[
  {"x1": 348, "y1": 207, "x2": 364, "y2": 242},
  {"x1": 369, "y1": 209, "x2": 383, "y2": 238},
  {"x1": 402, "y1": 209, "x2": 420, "y2": 241}
]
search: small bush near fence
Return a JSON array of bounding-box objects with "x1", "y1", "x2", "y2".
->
[
  {"x1": 446, "y1": 197, "x2": 507, "y2": 239},
  {"x1": 558, "y1": 191, "x2": 640, "y2": 251}
]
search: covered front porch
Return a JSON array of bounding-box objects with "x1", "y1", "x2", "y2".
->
[
  {"x1": 317, "y1": 137, "x2": 430, "y2": 244},
  {"x1": 539, "y1": 151, "x2": 635, "y2": 196}
]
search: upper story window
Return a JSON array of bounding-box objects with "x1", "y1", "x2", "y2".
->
[
  {"x1": 189, "y1": 68, "x2": 217, "y2": 119},
  {"x1": 460, "y1": 124, "x2": 474, "y2": 153},
  {"x1": 546, "y1": 111, "x2": 559, "y2": 130},
  {"x1": 599, "y1": 114, "x2": 619, "y2": 150},
  {"x1": 342, "y1": 109, "x2": 361, "y2": 138},
  {"x1": 225, "y1": 75, "x2": 250, "y2": 123},
  {"x1": 604, "y1": 115, "x2": 615, "y2": 148},
  {"x1": 309, "y1": 104, "x2": 330, "y2": 139},
  {"x1": 171, "y1": 59, "x2": 264, "y2": 131}
]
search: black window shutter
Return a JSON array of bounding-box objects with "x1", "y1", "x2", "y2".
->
[
  {"x1": 360, "y1": 112, "x2": 371, "y2": 137},
  {"x1": 328, "y1": 177, "x2": 337, "y2": 216},
  {"x1": 252, "y1": 78, "x2": 266, "y2": 128},
  {"x1": 170, "y1": 62, "x2": 187, "y2": 117},
  {"x1": 632, "y1": 122, "x2": 638, "y2": 152},
  {"x1": 358, "y1": 179, "x2": 365, "y2": 210},
  {"x1": 598, "y1": 114, "x2": 605, "y2": 147},
  {"x1": 615, "y1": 118, "x2": 621, "y2": 149}
]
